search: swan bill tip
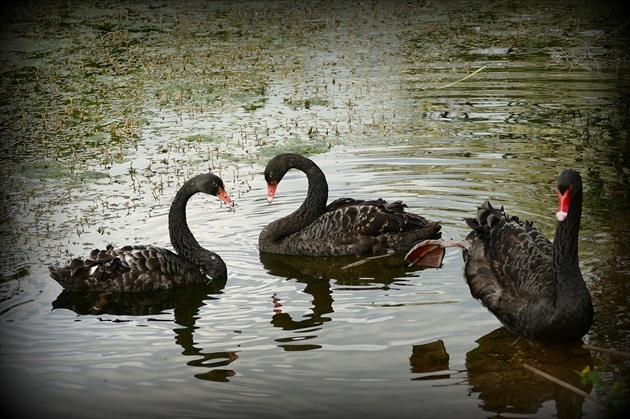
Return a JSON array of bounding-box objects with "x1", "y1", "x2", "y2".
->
[
  {"x1": 266, "y1": 182, "x2": 278, "y2": 204},
  {"x1": 556, "y1": 211, "x2": 567, "y2": 221}
]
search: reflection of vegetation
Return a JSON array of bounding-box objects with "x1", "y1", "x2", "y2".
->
[
  {"x1": 579, "y1": 364, "x2": 630, "y2": 418},
  {"x1": 546, "y1": 31, "x2": 629, "y2": 72},
  {"x1": 466, "y1": 328, "x2": 594, "y2": 418},
  {"x1": 409, "y1": 340, "x2": 450, "y2": 380}
]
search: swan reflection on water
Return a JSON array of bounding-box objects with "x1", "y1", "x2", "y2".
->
[
  {"x1": 51, "y1": 280, "x2": 238, "y2": 382},
  {"x1": 410, "y1": 328, "x2": 595, "y2": 419},
  {"x1": 258, "y1": 250, "x2": 425, "y2": 285},
  {"x1": 259, "y1": 250, "x2": 428, "y2": 351},
  {"x1": 51, "y1": 252, "x2": 597, "y2": 406}
]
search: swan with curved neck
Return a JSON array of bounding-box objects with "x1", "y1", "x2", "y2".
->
[
  {"x1": 406, "y1": 169, "x2": 593, "y2": 342},
  {"x1": 49, "y1": 173, "x2": 232, "y2": 292},
  {"x1": 259, "y1": 153, "x2": 442, "y2": 257}
]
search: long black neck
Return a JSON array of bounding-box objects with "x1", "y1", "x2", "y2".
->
[
  {"x1": 262, "y1": 156, "x2": 329, "y2": 243},
  {"x1": 553, "y1": 188, "x2": 583, "y2": 292},
  {"x1": 169, "y1": 181, "x2": 225, "y2": 277},
  {"x1": 169, "y1": 181, "x2": 200, "y2": 257},
  {"x1": 551, "y1": 182, "x2": 593, "y2": 336}
]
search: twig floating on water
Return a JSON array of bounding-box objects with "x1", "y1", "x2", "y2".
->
[
  {"x1": 340, "y1": 252, "x2": 395, "y2": 270},
  {"x1": 434, "y1": 66, "x2": 487, "y2": 90},
  {"x1": 523, "y1": 363, "x2": 601, "y2": 405},
  {"x1": 582, "y1": 344, "x2": 630, "y2": 358}
]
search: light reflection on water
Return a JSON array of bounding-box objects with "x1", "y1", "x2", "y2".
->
[{"x1": 1, "y1": 1, "x2": 629, "y2": 418}]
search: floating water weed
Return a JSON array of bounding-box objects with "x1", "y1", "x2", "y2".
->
[{"x1": 579, "y1": 364, "x2": 629, "y2": 417}]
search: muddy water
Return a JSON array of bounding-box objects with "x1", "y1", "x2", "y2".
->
[{"x1": 1, "y1": 1, "x2": 629, "y2": 418}]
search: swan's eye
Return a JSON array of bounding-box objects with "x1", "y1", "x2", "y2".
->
[{"x1": 212, "y1": 182, "x2": 218, "y2": 188}]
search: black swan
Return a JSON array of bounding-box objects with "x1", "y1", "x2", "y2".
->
[
  {"x1": 49, "y1": 173, "x2": 233, "y2": 292},
  {"x1": 405, "y1": 169, "x2": 593, "y2": 342},
  {"x1": 258, "y1": 153, "x2": 442, "y2": 256}
]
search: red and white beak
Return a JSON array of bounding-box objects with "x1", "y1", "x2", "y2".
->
[
  {"x1": 556, "y1": 188, "x2": 570, "y2": 221},
  {"x1": 267, "y1": 182, "x2": 277, "y2": 204}
]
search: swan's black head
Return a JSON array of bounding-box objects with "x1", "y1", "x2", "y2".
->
[
  {"x1": 556, "y1": 169, "x2": 582, "y2": 221},
  {"x1": 264, "y1": 153, "x2": 307, "y2": 203},
  {"x1": 264, "y1": 153, "x2": 302, "y2": 185},
  {"x1": 189, "y1": 173, "x2": 233, "y2": 207}
]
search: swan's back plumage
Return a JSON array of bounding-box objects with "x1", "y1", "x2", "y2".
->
[
  {"x1": 48, "y1": 244, "x2": 210, "y2": 292},
  {"x1": 465, "y1": 203, "x2": 555, "y2": 301},
  {"x1": 272, "y1": 197, "x2": 441, "y2": 256}
]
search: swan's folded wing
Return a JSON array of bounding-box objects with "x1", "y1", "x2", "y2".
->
[
  {"x1": 472, "y1": 217, "x2": 555, "y2": 298},
  {"x1": 289, "y1": 200, "x2": 439, "y2": 255},
  {"x1": 322, "y1": 199, "x2": 432, "y2": 237}
]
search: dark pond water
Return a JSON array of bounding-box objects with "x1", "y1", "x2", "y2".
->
[{"x1": 1, "y1": 1, "x2": 629, "y2": 418}]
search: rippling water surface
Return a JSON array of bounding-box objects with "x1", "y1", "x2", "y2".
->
[{"x1": 1, "y1": 1, "x2": 629, "y2": 418}]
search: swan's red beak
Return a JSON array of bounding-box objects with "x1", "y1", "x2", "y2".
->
[
  {"x1": 267, "y1": 182, "x2": 277, "y2": 204},
  {"x1": 556, "y1": 188, "x2": 570, "y2": 221},
  {"x1": 218, "y1": 188, "x2": 234, "y2": 207}
]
